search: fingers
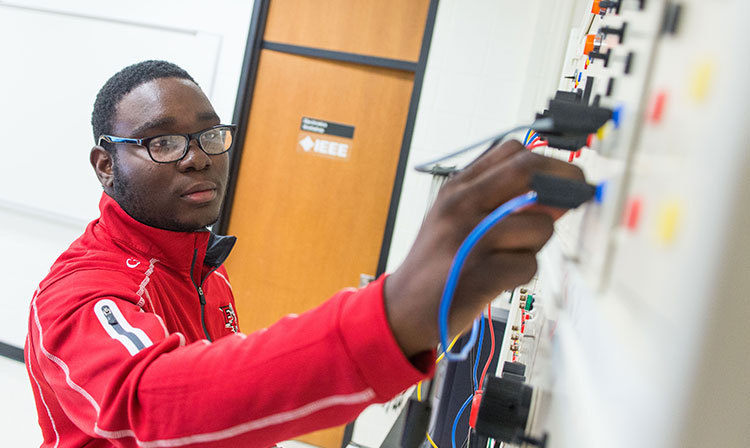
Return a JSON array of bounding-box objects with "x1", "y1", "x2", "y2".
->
[
  {"x1": 452, "y1": 139, "x2": 525, "y2": 184},
  {"x1": 448, "y1": 140, "x2": 585, "y2": 215},
  {"x1": 477, "y1": 212, "x2": 555, "y2": 253},
  {"x1": 448, "y1": 250, "x2": 538, "y2": 335}
]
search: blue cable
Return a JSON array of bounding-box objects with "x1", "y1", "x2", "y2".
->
[
  {"x1": 524, "y1": 131, "x2": 538, "y2": 146},
  {"x1": 452, "y1": 394, "x2": 474, "y2": 448},
  {"x1": 522, "y1": 129, "x2": 532, "y2": 145},
  {"x1": 439, "y1": 191, "x2": 539, "y2": 361},
  {"x1": 472, "y1": 317, "x2": 485, "y2": 390}
]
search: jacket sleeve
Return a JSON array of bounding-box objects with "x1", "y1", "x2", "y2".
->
[{"x1": 29, "y1": 274, "x2": 434, "y2": 447}]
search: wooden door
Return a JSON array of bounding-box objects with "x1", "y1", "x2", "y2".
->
[{"x1": 223, "y1": 1, "x2": 434, "y2": 446}]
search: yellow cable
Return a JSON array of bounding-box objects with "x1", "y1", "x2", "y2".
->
[
  {"x1": 417, "y1": 334, "x2": 462, "y2": 401},
  {"x1": 426, "y1": 431, "x2": 439, "y2": 448},
  {"x1": 437, "y1": 333, "x2": 461, "y2": 363}
]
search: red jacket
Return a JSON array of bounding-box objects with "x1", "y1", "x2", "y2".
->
[{"x1": 25, "y1": 193, "x2": 432, "y2": 447}]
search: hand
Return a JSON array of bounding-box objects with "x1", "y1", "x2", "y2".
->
[{"x1": 384, "y1": 139, "x2": 585, "y2": 357}]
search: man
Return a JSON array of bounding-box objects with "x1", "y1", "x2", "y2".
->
[{"x1": 25, "y1": 60, "x2": 582, "y2": 447}]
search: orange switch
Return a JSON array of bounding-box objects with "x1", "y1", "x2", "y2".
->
[
  {"x1": 584, "y1": 34, "x2": 598, "y2": 55},
  {"x1": 592, "y1": 0, "x2": 602, "y2": 14}
]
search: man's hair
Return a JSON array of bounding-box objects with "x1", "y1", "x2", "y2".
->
[{"x1": 91, "y1": 60, "x2": 197, "y2": 143}]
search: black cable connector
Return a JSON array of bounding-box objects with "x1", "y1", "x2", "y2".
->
[
  {"x1": 537, "y1": 99, "x2": 612, "y2": 136},
  {"x1": 600, "y1": 23, "x2": 627, "y2": 42},
  {"x1": 531, "y1": 174, "x2": 597, "y2": 209},
  {"x1": 554, "y1": 89, "x2": 583, "y2": 104},
  {"x1": 599, "y1": 0, "x2": 621, "y2": 13},
  {"x1": 399, "y1": 397, "x2": 432, "y2": 448},
  {"x1": 588, "y1": 48, "x2": 611, "y2": 66},
  {"x1": 474, "y1": 375, "x2": 533, "y2": 443},
  {"x1": 544, "y1": 134, "x2": 589, "y2": 151}
]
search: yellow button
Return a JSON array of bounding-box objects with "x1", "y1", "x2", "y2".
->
[
  {"x1": 657, "y1": 201, "x2": 682, "y2": 244},
  {"x1": 597, "y1": 121, "x2": 612, "y2": 140},
  {"x1": 689, "y1": 61, "x2": 714, "y2": 103}
]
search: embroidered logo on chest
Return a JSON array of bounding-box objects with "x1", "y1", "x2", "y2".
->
[{"x1": 219, "y1": 303, "x2": 239, "y2": 333}]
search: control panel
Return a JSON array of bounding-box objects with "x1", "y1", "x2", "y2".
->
[
  {"x1": 488, "y1": 1, "x2": 750, "y2": 447},
  {"x1": 350, "y1": 1, "x2": 750, "y2": 446},
  {"x1": 433, "y1": 1, "x2": 750, "y2": 447}
]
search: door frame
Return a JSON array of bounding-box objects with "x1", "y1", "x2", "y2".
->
[{"x1": 217, "y1": 0, "x2": 439, "y2": 280}]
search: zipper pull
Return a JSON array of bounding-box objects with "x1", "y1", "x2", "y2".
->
[
  {"x1": 101, "y1": 305, "x2": 118, "y2": 325},
  {"x1": 197, "y1": 286, "x2": 206, "y2": 305}
]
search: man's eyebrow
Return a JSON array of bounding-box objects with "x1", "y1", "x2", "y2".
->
[
  {"x1": 131, "y1": 117, "x2": 177, "y2": 137},
  {"x1": 197, "y1": 111, "x2": 221, "y2": 122}
]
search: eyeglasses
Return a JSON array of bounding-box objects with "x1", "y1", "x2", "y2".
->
[{"x1": 98, "y1": 124, "x2": 237, "y2": 163}]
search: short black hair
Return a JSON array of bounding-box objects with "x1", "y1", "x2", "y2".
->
[{"x1": 91, "y1": 60, "x2": 197, "y2": 143}]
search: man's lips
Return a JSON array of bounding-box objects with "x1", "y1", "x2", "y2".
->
[{"x1": 181, "y1": 183, "x2": 218, "y2": 204}]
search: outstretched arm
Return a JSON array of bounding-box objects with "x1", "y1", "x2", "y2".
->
[{"x1": 384, "y1": 139, "x2": 584, "y2": 357}]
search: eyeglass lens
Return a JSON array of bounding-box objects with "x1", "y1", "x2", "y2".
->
[{"x1": 148, "y1": 127, "x2": 233, "y2": 162}]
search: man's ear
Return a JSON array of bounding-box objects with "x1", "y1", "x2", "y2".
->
[{"x1": 90, "y1": 146, "x2": 115, "y2": 193}]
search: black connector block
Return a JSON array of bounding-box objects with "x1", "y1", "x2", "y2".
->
[
  {"x1": 600, "y1": 22, "x2": 627, "y2": 42},
  {"x1": 502, "y1": 361, "x2": 527, "y2": 377},
  {"x1": 399, "y1": 398, "x2": 432, "y2": 448},
  {"x1": 531, "y1": 174, "x2": 597, "y2": 209},
  {"x1": 554, "y1": 89, "x2": 583, "y2": 104},
  {"x1": 582, "y1": 76, "x2": 595, "y2": 105},
  {"x1": 588, "y1": 48, "x2": 611, "y2": 67},
  {"x1": 544, "y1": 134, "x2": 588, "y2": 151},
  {"x1": 474, "y1": 375, "x2": 533, "y2": 443},
  {"x1": 599, "y1": 0, "x2": 621, "y2": 13},
  {"x1": 537, "y1": 99, "x2": 612, "y2": 135},
  {"x1": 661, "y1": 3, "x2": 682, "y2": 35}
]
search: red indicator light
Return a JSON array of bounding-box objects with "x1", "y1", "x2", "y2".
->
[
  {"x1": 624, "y1": 197, "x2": 643, "y2": 230},
  {"x1": 649, "y1": 91, "x2": 668, "y2": 123}
]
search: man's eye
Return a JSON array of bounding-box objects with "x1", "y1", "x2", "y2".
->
[{"x1": 152, "y1": 139, "x2": 171, "y2": 148}]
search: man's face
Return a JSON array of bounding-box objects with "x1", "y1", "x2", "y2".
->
[{"x1": 106, "y1": 77, "x2": 230, "y2": 232}]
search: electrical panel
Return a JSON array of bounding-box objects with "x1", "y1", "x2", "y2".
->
[
  {"x1": 488, "y1": 1, "x2": 750, "y2": 447},
  {"x1": 426, "y1": 1, "x2": 750, "y2": 447},
  {"x1": 349, "y1": 0, "x2": 749, "y2": 446}
]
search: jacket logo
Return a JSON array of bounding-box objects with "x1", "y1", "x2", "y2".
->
[
  {"x1": 126, "y1": 258, "x2": 141, "y2": 268},
  {"x1": 220, "y1": 303, "x2": 239, "y2": 333}
]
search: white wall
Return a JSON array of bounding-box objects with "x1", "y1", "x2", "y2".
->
[
  {"x1": 385, "y1": 0, "x2": 561, "y2": 273},
  {"x1": 0, "y1": 0, "x2": 253, "y2": 347},
  {"x1": 0, "y1": 1, "x2": 252, "y2": 444}
]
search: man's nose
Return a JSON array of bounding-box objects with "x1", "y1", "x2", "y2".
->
[{"x1": 177, "y1": 139, "x2": 212, "y2": 171}]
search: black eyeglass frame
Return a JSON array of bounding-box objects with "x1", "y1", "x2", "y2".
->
[{"x1": 98, "y1": 124, "x2": 238, "y2": 164}]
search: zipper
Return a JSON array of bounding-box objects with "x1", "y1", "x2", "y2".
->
[
  {"x1": 197, "y1": 286, "x2": 206, "y2": 305},
  {"x1": 101, "y1": 305, "x2": 146, "y2": 351},
  {"x1": 191, "y1": 248, "x2": 218, "y2": 342}
]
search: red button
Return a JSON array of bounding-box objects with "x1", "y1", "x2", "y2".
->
[
  {"x1": 624, "y1": 197, "x2": 643, "y2": 230},
  {"x1": 649, "y1": 91, "x2": 668, "y2": 123}
]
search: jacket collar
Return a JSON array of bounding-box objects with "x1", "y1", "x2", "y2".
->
[{"x1": 95, "y1": 192, "x2": 236, "y2": 275}]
